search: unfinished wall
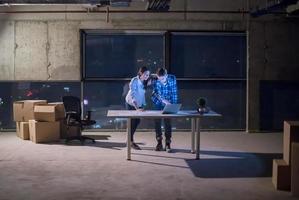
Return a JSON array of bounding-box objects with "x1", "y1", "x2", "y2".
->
[
  {"x1": 0, "y1": 21, "x2": 14, "y2": 80},
  {"x1": 0, "y1": 1, "x2": 248, "y2": 81},
  {"x1": 248, "y1": 19, "x2": 299, "y2": 131},
  {"x1": 15, "y1": 21, "x2": 48, "y2": 80},
  {"x1": 48, "y1": 21, "x2": 80, "y2": 80},
  {"x1": 0, "y1": 1, "x2": 298, "y2": 131}
]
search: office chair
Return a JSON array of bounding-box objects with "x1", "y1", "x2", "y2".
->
[{"x1": 62, "y1": 96, "x2": 96, "y2": 144}]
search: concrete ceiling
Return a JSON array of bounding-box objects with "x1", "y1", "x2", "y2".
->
[
  {"x1": 2, "y1": 0, "x2": 134, "y2": 3},
  {"x1": 0, "y1": 0, "x2": 248, "y2": 12},
  {"x1": 287, "y1": 0, "x2": 299, "y2": 14},
  {"x1": 250, "y1": 0, "x2": 299, "y2": 17},
  {"x1": 0, "y1": 0, "x2": 100, "y2": 3},
  {"x1": 0, "y1": 0, "x2": 298, "y2": 16}
]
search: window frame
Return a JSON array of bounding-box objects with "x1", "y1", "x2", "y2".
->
[
  {"x1": 0, "y1": 80, "x2": 81, "y2": 131},
  {"x1": 81, "y1": 30, "x2": 167, "y2": 81},
  {"x1": 169, "y1": 31, "x2": 247, "y2": 79},
  {"x1": 80, "y1": 30, "x2": 247, "y2": 131}
]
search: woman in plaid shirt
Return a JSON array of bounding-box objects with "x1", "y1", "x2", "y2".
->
[{"x1": 151, "y1": 68, "x2": 178, "y2": 152}]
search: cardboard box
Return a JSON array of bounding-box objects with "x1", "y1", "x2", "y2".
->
[
  {"x1": 291, "y1": 142, "x2": 299, "y2": 197},
  {"x1": 34, "y1": 103, "x2": 65, "y2": 122},
  {"x1": 16, "y1": 122, "x2": 20, "y2": 136},
  {"x1": 283, "y1": 121, "x2": 299, "y2": 165},
  {"x1": 29, "y1": 120, "x2": 60, "y2": 143},
  {"x1": 272, "y1": 159, "x2": 291, "y2": 190},
  {"x1": 13, "y1": 100, "x2": 47, "y2": 122},
  {"x1": 48, "y1": 102, "x2": 65, "y2": 119},
  {"x1": 16, "y1": 122, "x2": 30, "y2": 140}
]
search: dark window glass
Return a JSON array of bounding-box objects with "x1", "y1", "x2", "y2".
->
[
  {"x1": 83, "y1": 81, "x2": 156, "y2": 130},
  {"x1": 84, "y1": 33, "x2": 164, "y2": 78},
  {"x1": 0, "y1": 82, "x2": 81, "y2": 130},
  {"x1": 175, "y1": 80, "x2": 246, "y2": 130},
  {"x1": 81, "y1": 31, "x2": 247, "y2": 131},
  {"x1": 83, "y1": 80, "x2": 246, "y2": 130},
  {"x1": 83, "y1": 81, "x2": 127, "y2": 129},
  {"x1": 260, "y1": 81, "x2": 299, "y2": 131},
  {"x1": 170, "y1": 32, "x2": 246, "y2": 78}
]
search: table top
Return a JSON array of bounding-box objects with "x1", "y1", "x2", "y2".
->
[{"x1": 107, "y1": 110, "x2": 221, "y2": 118}]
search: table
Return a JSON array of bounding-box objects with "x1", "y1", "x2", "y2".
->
[{"x1": 107, "y1": 110, "x2": 221, "y2": 160}]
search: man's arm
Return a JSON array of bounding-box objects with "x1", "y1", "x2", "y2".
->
[
  {"x1": 171, "y1": 75, "x2": 178, "y2": 104},
  {"x1": 152, "y1": 82, "x2": 165, "y2": 105}
]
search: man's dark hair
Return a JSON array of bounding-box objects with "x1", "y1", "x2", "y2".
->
[{"x1": 156, "y1": 68, "x2": 167, "y2": 77}]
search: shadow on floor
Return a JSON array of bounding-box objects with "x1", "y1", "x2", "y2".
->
[
  {"x1": 133, "y1": 149, "x2": 282, "y2": 178},
  {"x1": 132, "y1": 152, "x2": 191, "y2": 160},
  {"x1": 84, "y1": 141, "x2": 145, "y2": 150},
  {"x1": 82, "y1": 135, "x2": 111, "y2": 140},
  {"x1": 49, "y1": 135, "x2": 127, "y2": 150},
  {"x1": 186, "y1": 150, "x2": 282, "y2": 178},
  {"x1": 84, "y1": 141, "x2": 127, "y2": 150}
]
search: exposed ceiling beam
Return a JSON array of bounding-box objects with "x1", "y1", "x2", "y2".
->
[
  {"x1": 287, "y1": 0, "x2": 299, "y2": 14},
  {"x1": 0, "y1": 0, "x2": 129, "y2": 3},
  {"x1": 250, "y1": 0, "x2": 299, "y2": 17},
  {"x1": 0, "y1": 0, "x2": 133, "y2": 8},
  {"x1": 146, "y1": 0, "x2": 170, "y2": 11}
]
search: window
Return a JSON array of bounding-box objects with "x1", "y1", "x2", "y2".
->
[
  {"x1": 82, "y1": 30, "x2": 166, "y2": 130},
  {"x1": 82, "y1": 31, "x2": 247, "y2": 131},
  {"x1": 83, "y1": 81, "x2": 127, "y2": 129},
  {"x1": 176, "y1": 81, "x2": 246, "y2": 129},
  {"x1": 260, "y1": 81, "x2": 299, "y2": 131},
  {"x1": 0, "y1": 82, "x2": 80, "y2": 130},
  {"x1": 170, "y1": 32, "x2": 246, "y2": 78},
  {"x1": 170, "y1": 32, "x2": 247, "y2": 130},
  {"x1": 83, "y1": 31, "x2": 165, "y2": 78}
]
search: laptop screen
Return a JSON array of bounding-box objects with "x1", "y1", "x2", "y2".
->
[{"x1": 162, "y1": 104, "x2": 182, "y2": 114}]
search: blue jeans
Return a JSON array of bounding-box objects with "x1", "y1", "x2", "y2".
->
[
  {"x1": 126, "y1": 103, "x2": 140, "y2": 142},
  {"x1": 154, "y1": 105, "x2": 172, "y2": 143}
]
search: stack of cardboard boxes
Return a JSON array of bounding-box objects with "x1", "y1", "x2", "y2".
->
[
  {"x1": 291, "y1": 142, "x2": 299, "y2": 197},
  {"x1": 13, "y1": 100, "x2": 65, "y2": 143},
  {"x1": 272, "y1": 121, "x2": 299, "y2": 197}
]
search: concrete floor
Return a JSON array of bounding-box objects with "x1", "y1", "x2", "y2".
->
[{"x1": 0, "y1": 131, "x2": 296, "y2": 200}]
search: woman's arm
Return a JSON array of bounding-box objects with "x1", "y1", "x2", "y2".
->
[{"x1": 129, "y1": 78, "x2": 140, "y2": 110}]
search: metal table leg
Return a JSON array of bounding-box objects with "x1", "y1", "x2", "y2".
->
[
  {"x1": 127, "y1": 118, "x2": 131, "y2": 160},
  {"x1": 191, "y1": 118, "x2": 195, "y2": 153},
  {"x1": 196, "y1": 118, "x2": 201, "y2": 160}
]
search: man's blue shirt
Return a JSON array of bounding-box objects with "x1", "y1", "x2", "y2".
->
[{"x1": 151, "y1": 74, "x2": 178, "y2": 108}]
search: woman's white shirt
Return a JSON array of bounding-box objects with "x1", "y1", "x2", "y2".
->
[{"x1": 125, "y1": 76, "x2": 146, "y2": 108}]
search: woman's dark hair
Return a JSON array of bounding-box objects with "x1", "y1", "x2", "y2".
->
[
  {"x1": 137, "y1": 66, "x2": 149, "y2": 77},
  {"x1": 156, "y1": 67, "x2": 167, "y2": 77},
  {"x1": 137, "y1": 66, "x2": 150, "y2": 89}
]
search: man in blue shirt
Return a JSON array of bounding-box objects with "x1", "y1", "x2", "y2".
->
[{"x1": 151, "y1": 68, "x2": 178, "y2": 152}]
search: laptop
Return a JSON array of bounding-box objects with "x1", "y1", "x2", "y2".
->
[{"x1": 162, "y1": 104, "x2": 182, "y2": 114}]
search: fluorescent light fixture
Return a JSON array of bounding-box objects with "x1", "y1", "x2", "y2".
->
[{"x1": 146, "y1": 0, "x2": 171, "y2": 11}]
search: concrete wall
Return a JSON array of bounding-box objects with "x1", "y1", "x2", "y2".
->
[
  {"x1": 0, "y1": 20, "x2": 81, "y2": 80},
  {"x1": 248, "y1": 19, "x2": 299, "y2": 131},
  {"x1": 0, "y1": 21, "x2": 14, "y2": 80},
  {"x1": 0, "y1": 1, "x2": 299, "y2": 131}
]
